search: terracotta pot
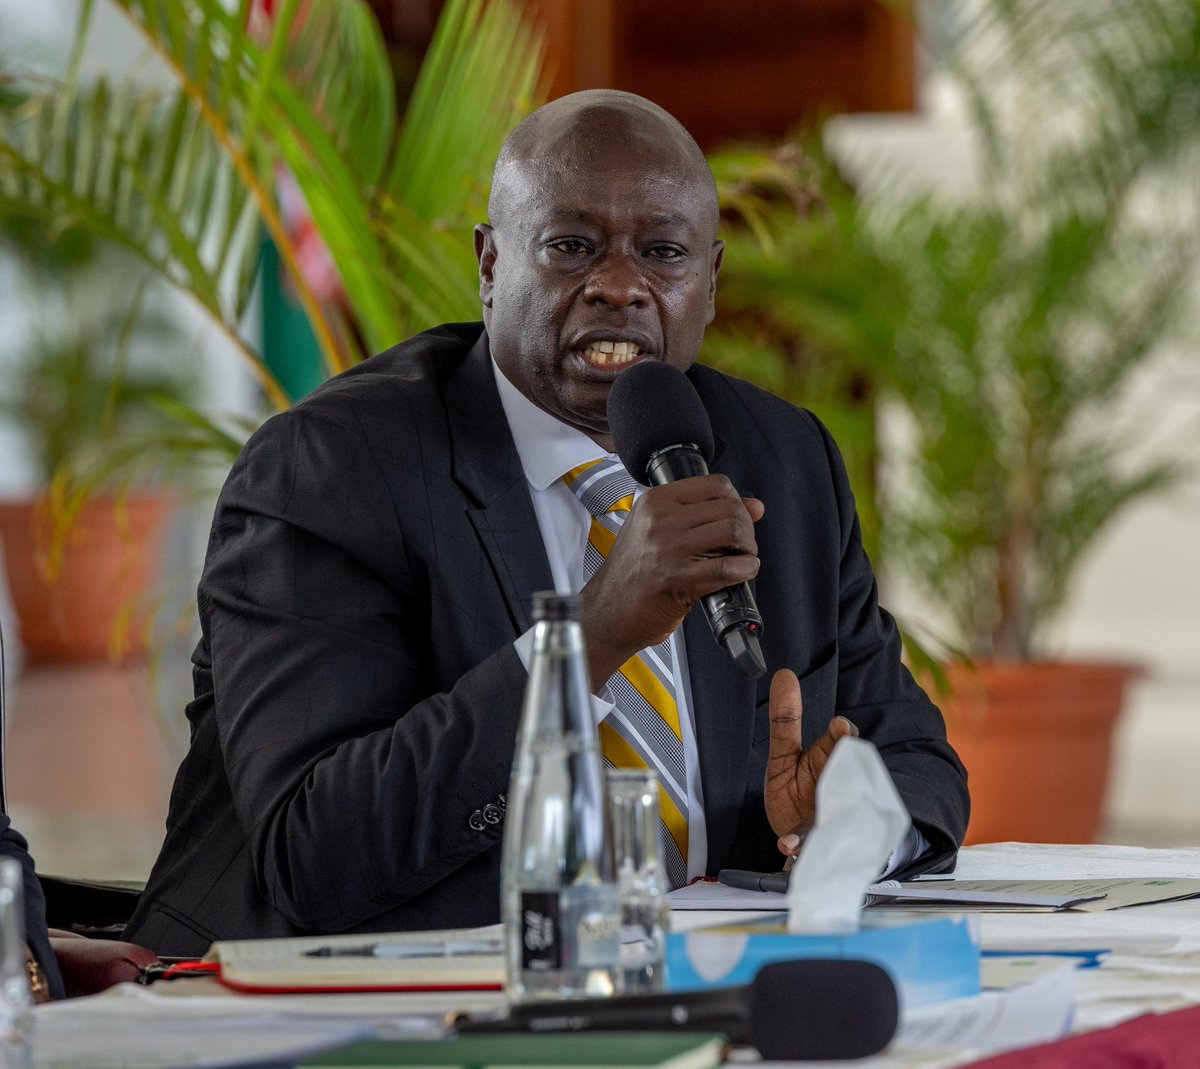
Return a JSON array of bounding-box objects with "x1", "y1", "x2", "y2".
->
[
  {"x1": 936, "y1": 661, "x2": 1140, "y2": 845},
  {"x1": 0, "y1": 493, "x2": 171, "y2": 664}
]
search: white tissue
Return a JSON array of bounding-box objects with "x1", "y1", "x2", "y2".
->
[{"x1": 785, "y1": 735, "x2": 911, "y2": 933}]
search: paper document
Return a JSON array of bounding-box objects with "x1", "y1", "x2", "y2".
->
[
  {"x1": 34, "y1": 973, "x2": 497, "y2": 1069},
  {"x1": 669, "y1": 876, "x2": 1200, "y2": 912},
  {"x1": 980, "y1": 955, "x2": 1090, "y2": 989},
  {"x1": 941, "y1": 877, "x2": 1200, "y2": 912},
  {"x1": 206, "y1": 923, "x2": 504, "y2": 993},
  {"x1": 668, "y1": 880, "x2": 787, "y2": 910},
  {"x1": 898, "y1": 963, "x2": 1075, "y2": 1053},
  {"x1": 871, "y1": 880, "x2": 1104, "y2": 910},
  {"x1": 34, "y1": 1013, "x2": 373, "y2": 1069},
  {"x1": 668, "y1": 879, "x2": 1094, "y2": 911}
]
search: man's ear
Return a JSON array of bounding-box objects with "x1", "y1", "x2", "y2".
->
[
  {"x1": 475, "y1": 224, "x2": 496, "y2": 308},
  {"x1": 705, "y1": 239, "x2": 725, "y2": 324}
]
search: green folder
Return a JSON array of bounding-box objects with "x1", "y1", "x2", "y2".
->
[{"x1": 298, "y1": 1031, "x2": 727, "y2": 1069}]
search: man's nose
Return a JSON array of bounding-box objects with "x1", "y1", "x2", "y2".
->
[{"x1": 583, "y1": 251, "x2": 650, "y2": 309}]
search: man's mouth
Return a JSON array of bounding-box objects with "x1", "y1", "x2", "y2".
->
[{"x1": 580, "y1": 340, "x2": 642, "y2": 367}]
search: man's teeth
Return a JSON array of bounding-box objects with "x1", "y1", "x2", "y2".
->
[{"x1": 582, "y1": 340, "x2": 641, "y2": 365}]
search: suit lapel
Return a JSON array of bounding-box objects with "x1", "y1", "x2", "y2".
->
[
  {"x1": 684, "y1": 609, "x2": 758, "y2": 874},
  {"x1": 684, "y1": 376, "x2": 761, "y2": 873},
  {"x1": 444, "y1": 333, "x2": 552, "y2": 635},
  {"x1": 443, "y1": 349, "x2": 761, "y2": 865}
]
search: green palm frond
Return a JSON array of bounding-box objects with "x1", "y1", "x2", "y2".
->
[
  {"x1": 272, "y1": 0, "x2": 397, "y2": 189},
  {"x1": 380, "y1": 0, "x2": 545, "y2": 336},
  {"x1": 0, "y1": 73, "x2": 288, "y2": 409},
  {"x1": 2, "y1": 0, "x2": 547, "y2": 408},
  {"x1": 110, "y1": 0, "x2": 380, "y2": 373},
  {"x1": 704, "y1": 0, "x2": 1200, "y2": 660},
  {"x1": 388, "y1": 0, "x2": 544, "y2": 222}
]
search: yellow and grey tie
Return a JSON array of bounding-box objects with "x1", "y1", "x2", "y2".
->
[{"x1": 564, "y1": 458, "x2": 690, "y2": 888}]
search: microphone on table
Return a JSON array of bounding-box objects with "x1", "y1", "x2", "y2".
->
[
  {"x1": 607, "y1": 360, "x2": 766, "y2": 679},
  {"x1": 452, "y1": 959, "x2": 899, "y2": 1061}
]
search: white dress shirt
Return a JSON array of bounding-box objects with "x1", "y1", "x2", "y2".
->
[
  {"x1": 491, "y1": 358, "x2": 925, "y2": 880},
  {"x1": 493, "y1": 359, "x2": 710, "y2": 881}
]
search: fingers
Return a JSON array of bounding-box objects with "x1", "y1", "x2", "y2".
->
[
  {"x1": 807, "y1": 715, "x2": 859, "y2": 765},
  {"x1": 778, "y1": 831, "x2": 802, "y2": 869},
  {"x1": 767, "y1": 672, "x2": 859, "y2": 763},
  {"x1": 640, "y1": 479, "x2": 758, "y2": 548},
  {"x1": 743, "y1": 496, "x2": 766, "y2": 523},
  {"x1": 765, "y1": 668, "x2": 863, "y2": 843},
  {"x1": 582, "y1": 475, "x2": 760, "y2": 678},
  {"x1": 767, "y1": 668, "x2": 804, "y2": 760},
  {"x1": 629, "y1": 477, "x2": 762, "y2": 591}
]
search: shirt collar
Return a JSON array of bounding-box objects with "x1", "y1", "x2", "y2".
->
[{"x1": 491, "y1": 354, "x2": 616, "y2": 490}]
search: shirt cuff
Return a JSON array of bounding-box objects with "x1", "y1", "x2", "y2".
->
[
  {"x1": 880, "y1": 825, "x2": 930, "y2": 879},
  {"x1": 512, "y1": 631, "x2": 614, "y2": 728}
]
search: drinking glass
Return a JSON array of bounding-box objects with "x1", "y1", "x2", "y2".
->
[
  {"x1": 0, "y1": 858, "x2": 32, "y2": 1069},
  {"x1": 607, "y1": 769, "x2": 670, "y2": 993}
]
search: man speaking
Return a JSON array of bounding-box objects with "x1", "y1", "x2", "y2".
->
[{"x1": 125, "y1": 91, "x2": 969, "y2": 956}]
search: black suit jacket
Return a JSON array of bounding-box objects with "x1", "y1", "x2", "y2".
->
[{"x1": 125, "y1": 323, "x2": 968, "y2": 956}]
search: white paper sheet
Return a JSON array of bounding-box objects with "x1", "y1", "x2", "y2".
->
[{"x1": 897, "y1": 963, "x2": 1075, "y2": 1053}]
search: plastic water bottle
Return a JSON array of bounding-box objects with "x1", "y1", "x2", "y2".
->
[
  {"x1": 502, "y1": 591, "x2": 622, "y2": 1003},
  {"x1": 0, "y1": 859, "x2": 32, "y2": 1069}
]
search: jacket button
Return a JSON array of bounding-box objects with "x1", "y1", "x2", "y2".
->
[
  {"x1": 497, "y1": 793, "x2": 507, "y2": 811},
  {"x1": 482, "y1": 803, "x2": 503, "y2": 825},
  {"x1": 468, "y1": 809, "x2": 487, "y2": 831}
]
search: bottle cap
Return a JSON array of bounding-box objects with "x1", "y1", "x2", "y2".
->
[{"x1": 532, "y1": 591, "x2": 580, "y2": 621}]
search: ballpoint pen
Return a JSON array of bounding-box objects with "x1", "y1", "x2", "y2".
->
[
  {"x1": 982, "y1": 949, "x2": 1111, "y2": 969},
  {"x1": 303, "y1": 939, "x2": 501, "y2": 959},
  {"x1": 718, "y1": 869, "x2": 790, "y2": 894}
]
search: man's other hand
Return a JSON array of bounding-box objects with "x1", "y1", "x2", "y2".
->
[{"x1": 765, "y1": 668, "x2": 858, "y2": 861}]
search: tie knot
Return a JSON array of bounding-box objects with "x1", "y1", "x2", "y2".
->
[{"x1": 563, "y1": 458, "x2": 638, "y2": 518}]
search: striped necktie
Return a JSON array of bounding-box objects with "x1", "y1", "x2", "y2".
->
[{"x1": 563, "y1": 458, "x2": 689, "y2": 888}]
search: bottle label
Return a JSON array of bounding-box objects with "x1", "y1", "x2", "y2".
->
[
  {"x1": 519, "y1": 892, "x2": 561, "y2": 971},
  {"x1": 575, "y1": 906, "x2": 621, "y2": 968}
]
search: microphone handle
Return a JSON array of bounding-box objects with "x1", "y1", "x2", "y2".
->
[
  {"x1": 455, "y1": 983, "x2": 753, "y2": 1045},
  {"x1": 645, "y1": 446, "x2": 766, "y2": 679}
]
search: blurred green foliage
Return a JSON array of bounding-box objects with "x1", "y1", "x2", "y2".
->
[
  {"x1": 706, "y1": 0, "x2": 1200, "y2": 661},
  {"x1": 0, "y1": 0, "x2": 547, "y2": 496},
  {"x1": 3, "y1": 0, "x2": 1197, "y2": 669}
]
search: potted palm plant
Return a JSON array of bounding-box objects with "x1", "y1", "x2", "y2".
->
[
  {"x1": 0, "y1": 216, "x2": 197, "y2": 662},
  {"x1": 0, "y1": 0, "x2": 547, "y2": 659},
  {"x1": 0, "y1": 0, "x2": 547, "y2": 487},
  {"x1": 705, "y1": 0, "x2": 1200, "y2": 842},
  {"x1": 874, "y1": 0, "x2": 1199, "y2": 843}
]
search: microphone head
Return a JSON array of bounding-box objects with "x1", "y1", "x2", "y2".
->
[
  {"x1": 747, "y1": 960, "x2": 899, "y2": 1061},
  {"x1": 607, "y1": 361, "x2": 715, "y2": 483}
]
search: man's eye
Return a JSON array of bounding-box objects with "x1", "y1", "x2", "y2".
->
[
  {"x1": 548, "y1": 239, "x2": 591, "y2": 255},
  {"x1": 648, "y1": 245, "x2": 686, "y2": 261}
]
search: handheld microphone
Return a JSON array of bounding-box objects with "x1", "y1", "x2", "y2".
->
[
  {"x1": 607, "y1": 361, "x2": 766, "y2": 679},
  {"x1": 453, "y1": 959, "x2": 899, "y2": 1061}
]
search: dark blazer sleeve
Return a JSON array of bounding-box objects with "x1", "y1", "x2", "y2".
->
[
  {"x1": 126, "y1": 329, "x2": 555, "y2": 953},
  {"x1": 691, "y1": 366, "x2": 968, "y2": 879},
  {"x1": 0, "y1": 814, "x2": 64, "y2": 1000},
  {"x1": 195, "y1": 400, "x2": 527, "y2": 932},
  {"x1": 814, "y1": 417, "x2": 969, "y2": 874}
]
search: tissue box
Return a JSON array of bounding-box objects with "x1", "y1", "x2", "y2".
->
[{"x1": 665, "y1": 912, "x2": 980, "y2": 1008}]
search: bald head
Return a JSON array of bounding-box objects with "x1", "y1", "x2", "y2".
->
[
  {"x1": 488, "y1": 90, "x2": 719, "y2": 233},
  {"x1": 475, "y1": 90, "x2": 725, "y2": 449}
]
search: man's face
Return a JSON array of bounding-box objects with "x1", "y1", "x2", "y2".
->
[{"x1": 476, "y1": 144, "x2": 724, "y2": 450}]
